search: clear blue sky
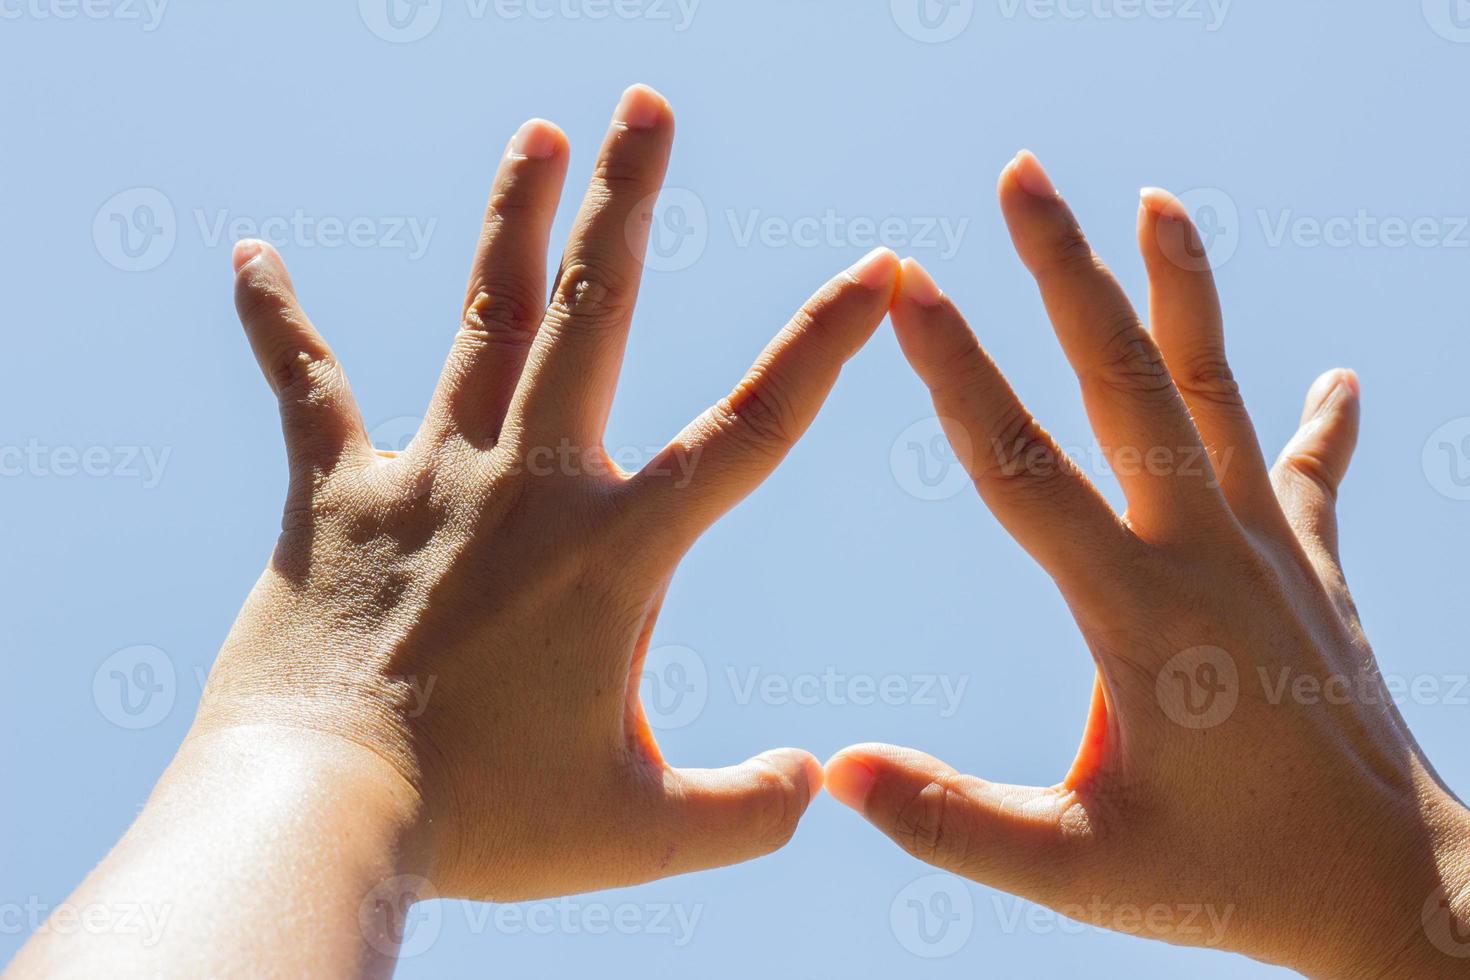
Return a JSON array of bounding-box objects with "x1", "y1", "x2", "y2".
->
[{"x1": 4, "y1": 2, "x2": 1470, "y2": 976}]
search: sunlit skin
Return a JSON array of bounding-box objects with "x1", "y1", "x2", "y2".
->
[
  {"x1": 824, "y1": 151, "x2": 1470, "y2": 979},
  {"x1": 7, "y1": 85, "x2": 901, "y2": 978},
  {"x1": 13, "y1": 102, "x2": 1470, "y2": 979}
]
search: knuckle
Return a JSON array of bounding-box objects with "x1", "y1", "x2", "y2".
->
[
  {"x1": 462, "y1": 287, "x2": 542, "y2": 340},
  {"x1": 975, "y1": 408, "x2": 1072, "y2": 497},
  {"x1": 1041, "y1": 227, "x2": 1098, "y2": 276},
  {"x1": 591, "y1": 151, "x2": 654, "y2": 197},
  {"x1": 486, "y1": 167, "x2": 549, "y2": 218},
  {"x1": 1278, "y1": 449, "x2": 1340, "y2": 502},
  {"x1": 892, "y1": 776, "x2": 970, "y2": 869},
  {"x1": 545, "y1": 261, "x2": 635, "y2": 335},
  {"x1": 1084, "y1": 317, "x2": 1174, "y2": 398},
  {"x1": 712, "y1": 378, "x2": 800, "y2": 457},
  {"x1": 745, "y1": 762, "x2": 804, "y2": 853},
  {"x1": 270, "y1": 347, "x2": 336, "y2": 401},
  {"x1": 1174, "y1": 351, "x2": 1246, "y2": 411}
]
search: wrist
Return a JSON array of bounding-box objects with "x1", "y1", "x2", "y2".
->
[
  {"x1": 167, "y1": 722, "x2": 434, "y2": 874},
  {"x1": 1295, "y1": 786, "x2": 1470, "y2": 979}
]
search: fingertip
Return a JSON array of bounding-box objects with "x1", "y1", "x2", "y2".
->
[
  {"x1": 615, "y1": 83, "x2": 671, "y2": 131},
  {"x1": 799, "y1": 752, "x2": 825, "y2": 804},
  {"x1": 1303, "y1": 368, "x2": 1361, "y2": 421},
  {"x1": 1011, "y1": 149, "x2": 1057, "y2": 199},
  {"x1": 1139, "y1": 186, "x2": 1189, "y2": 223},
  {"x1": 845, "y1": 246, "x2": 900, "y2": 292},
  {"x1": 823, "y1": 750, "x2": 879, "y2": 812},
  {"x1": 509, "y1": 117, "x2": 568, "y2": 160},
  {"x1": 897, "y1": 257, "x2": 945, "y2": 308},
  {"x1": 232, "y1": 238, "x2": 269, "y2": 274}
]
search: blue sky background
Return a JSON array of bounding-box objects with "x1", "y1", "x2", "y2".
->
[{"x1": 5, "y1": 2, "x2": 1470, "y2": 976}]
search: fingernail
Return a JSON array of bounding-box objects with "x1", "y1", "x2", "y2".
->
[
  {"x1": 900, "y1": 257, "x2": 945, "y2": 307},
  {"x1": 232, "y1": 239, "x2": 266, "y2": 272},
  {"x1": 1139, "y1": 186, "x2": 1188, "y2": 221},
  {"x1": 824, "y1": 758, "x2": 877, "y2": 811},
  {"x1": 1315, "y1": 370, "x2": 1359, "y2": 418},
  {"x1": 847, "y1": 247, "x2": 898, "y2": 290},
  {"x1": 616, "y1": 84, "x2": 665, "y2": 130},
  {"x1": 801, "y1": 755, "x2": 825, "y2": 803},
  {"x1": 510, "y1": 119, "x2": 561, "y2": 160},
  {"x1": 1012, "y1": 149, "x2": 1057, "y2": 198}
]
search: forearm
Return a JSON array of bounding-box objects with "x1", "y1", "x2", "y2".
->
[{"x1": 7, "y1": 725, "x2": 430, "y2": 980}]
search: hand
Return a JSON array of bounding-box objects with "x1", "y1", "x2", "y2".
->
[
  {"x1": 199, "y1": 84, "x2": 898, "y2": 900},
  {"x1": 824, "y1": 152, "x2": 1470, "y2": 977}
]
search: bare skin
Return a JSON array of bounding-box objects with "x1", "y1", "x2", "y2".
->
[
  {"x1": 8, "y1": 84, "x2": 900, "y2": 978},
  {"x1": 825, "y1": 151, "x2": 1470, "y2": 978}
]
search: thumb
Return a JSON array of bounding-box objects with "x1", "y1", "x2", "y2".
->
[
  {"x1": 825, "y1": 744, "x2": 1089, "y2": 901},
  {"x1": 1271, "y1": 368, "x2": 1360, "y2": 582},
  {"x1": 233, "y1": 240, "x2": 368, "y2": 472},
  {"x1": 649, "y1": 748, "x2": 822, "y2": 875}
]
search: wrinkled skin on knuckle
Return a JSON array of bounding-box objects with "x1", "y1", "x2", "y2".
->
[
  {"x1": 713, "y1": 376, "x2": 799, "y2": 459},
  {"x1": 975, "y1": 408, "x2": 1073, "y2": 499},
  {"x1": 1275, "y1": 449, "x2": 1340, "y2": 503},
  {"x1": 1039, "y1": 226, "x2": 1098, "y2": 276},
  {"x1": 1085, "y1": 318, "x2": 1174, "y2": 399},
  {"x1": 1173, "y1": 350, "x2": 1245, "y2": 411},
  {"x1": 590, "y1": 152, "x2": 652, "y2": 197},
  {"x1": 234, "y1": 274, "x2": 299, "y2": 332},
  {"x1": 544, "y1": 262, "x2": 635, "y2": 338},
  {"x1": 743, "y1": 760, "x2": 806, "y2": 855},
  {"x1": 462, "y1": 287, "x2": 543, "y2": 340},
  {"x1": 892, "y1": 774, "x2": 972, "y2": 870}
]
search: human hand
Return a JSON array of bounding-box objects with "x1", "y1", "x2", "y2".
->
[
  {"x1": 201, "y1": 84, "x2": 899, "y2": 902},
  {"x1": 825, "y1": 152, "x2": 1470, "y2": 977}
]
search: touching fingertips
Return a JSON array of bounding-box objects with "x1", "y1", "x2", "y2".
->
[
  {"x1": 845, "y1": 246, "x2": 900, "y2": 291},
  {"x1": 823, "y1": 756, "x2": 877, "y2": 811},
  {"x1": 614, "y1": 82, "x2": 669, "y2": 130},
  {"x1": 898, "y1": 257, "x2": 945, "y2": 307},
  {"x1": 508, "y1": 118, "x2": 565, "y2": 161}
]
